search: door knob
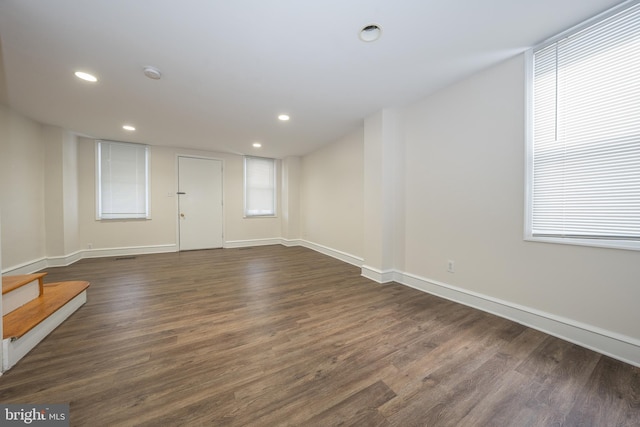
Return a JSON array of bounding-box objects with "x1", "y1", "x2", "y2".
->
[{"x1": 180, "y1": 213, "x2": 185, "y2": 218}]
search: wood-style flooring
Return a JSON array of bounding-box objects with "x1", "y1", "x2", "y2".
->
[{"x1": 0, "y1": 245, "x2": 638, "y2": 426}]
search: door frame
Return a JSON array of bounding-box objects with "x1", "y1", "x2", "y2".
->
[{"x1": 175, "y1": 154, "x2": 225, "y2": 251}]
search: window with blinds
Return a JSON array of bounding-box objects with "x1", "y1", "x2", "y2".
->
[
  {"x1": 527, "y1": 2, "x2": 640, "y2": 249},
  {"x1": 96, "y1": 140, "x2": 150, "y2": 220},
  {"x1": 244, "y1": 156, "x2": 276, "y2": 217}
]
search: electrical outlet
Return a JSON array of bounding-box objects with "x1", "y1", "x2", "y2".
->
[{"x1": 447, "y1": 260, "x2": 455, "y2": 273}]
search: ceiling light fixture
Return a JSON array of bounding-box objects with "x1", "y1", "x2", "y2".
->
[
  {"x1": 74, "y1": 71, "x2": 98, "y2": 82},
  {"x1": 359, "y1": 24, "x2": 382, "y2": 42},
  {"x1": 143, "y1": 66, "x2": 162, "y2": 80},
  {"x1": 123, "y1": 125, "x2": 136, "y2": 131},
  {"x1": 252, "y1": 142, "x2": 262, "y2": 148},
  {"x1": 278, "y1": 114, "x2": 290, "y2": 121}
]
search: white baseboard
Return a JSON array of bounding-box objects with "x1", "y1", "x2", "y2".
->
[
  {"x1": 224, "y1": 238, "x2": 282, "y2": 249},
  {"x1": 2, "y1": 244, "x2": 177, "y2": 275},
  {"x1": 298, "y1": 240, "x2": 363, "y2": 267},
  {"x1": 392, "y1": 270, "x2": 640, "y2": 368},
  {"x1": 46, "y1": 250, "x2": 83, "y2": 268},
  {"x1": 280, "y1": 238, "x2": 303, "y2": 247},
  {"x1": 3, "y1": 258, "x2": 48, "y2": 276},
  {"x1": 2, "y1": 291, "x2": 87, "y2": 371},
  {"x1": 81, "y1": 244, "x2": 177, "y2": 259},
  {"x1": 361, "y1": 265, "x2": 395, "y2": 283}
]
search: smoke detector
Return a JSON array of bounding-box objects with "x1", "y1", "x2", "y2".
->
[{"x1": 143, "y1": 66, "x2": 162, "y2": 80}]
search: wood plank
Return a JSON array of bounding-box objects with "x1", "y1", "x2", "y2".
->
[
  {"x1": 3, "y1": 281, "x2": 90, "y2": 340},
  {"x1": 0, "y1": 246, "x2": 637, "y2": 426},
  {"x1": 2, "y1": 272, "x2": 47, "y2": 296}
]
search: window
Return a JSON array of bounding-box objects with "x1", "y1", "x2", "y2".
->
[
  {"x1": 244, "y1": 156, "x2": 276, "y2": 217},
  {"x1": 526, "y1": 2, "x2": 640, "y2": 250},
  {"x1": 96, "y1": 140, "x2": 150, "y2": 220}
]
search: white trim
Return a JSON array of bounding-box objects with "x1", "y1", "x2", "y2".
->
[
  {"x1": 523, "y1": 48, "x2": 534, "y2": 244},
  {"x1": 2, "y1": 291, "x2": 87, "y2": 371},
  {"x1": 3, "y1": 257, "x2": 48, "y2": 276},
  {"x1": 524, "y1": 235, "x2": 640, "y2": 252},
  {"x1": 46, "y1": 250, "x2": 83, "y2": 268},
  {"x1": 81, "y1": 244, "x2": 176, "y2": 259},
  {"x1": 224, "y1": 238, "x2": 282, "y2": 249},
  {"x1": 280, "y1": 238, "x2": 303, "y2": 247},
  {"x1": 361, "y1": 265, "x2": 395, "y2": 283},
  {"x1": 388, "y1": 270, "x2": 640, "y2": 368},
  {"x1": 298, "y1": 240, "x2": 363, "y2": 267},
  {"x1": 2, "y1": 245, "x2": 177, "y2": 275}
]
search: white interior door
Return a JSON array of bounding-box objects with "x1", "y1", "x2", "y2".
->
[{"x1": 178, "y1": 157, "x2": 223, "y2": 250}]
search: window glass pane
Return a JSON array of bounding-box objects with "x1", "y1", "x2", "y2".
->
[
  {"x1": 529, "y1": 3, "x2": 640, "y2": 246},
  {"x1": 244, "y1": 156, "x2": 276, "y2": 216},
  {"x1": 97, "y1": 141, "x2": 150, "y2": 219}
]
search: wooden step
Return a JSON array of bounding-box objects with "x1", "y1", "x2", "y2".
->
[
  {"x1": 3, "y1": 281, "x2": 90, "y2": 340},
  {"x1": 2, "y1": 273, "x2": 48, "y2": 316},
  {"x1": 2, "y1": 273, "x2": 47, "y2": 296}
]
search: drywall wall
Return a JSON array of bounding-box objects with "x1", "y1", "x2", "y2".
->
[
  {"x1": 281, "y1": 156, "x2": 301, "y2": 242},
  {"x1": 76, "y1": 141, "x2": 282, "y2": 252},
  {"x1": 222, "y1": 153, "x2": 282, "y2": 244},
  {"x1": 401, "y1": 53, "x2": 640, "y2": 341},
  {"x1": 0, "y1": 104, "x2": 45, "y2": 271},
  {"x1": 76, "y1": 139, "x2": 176, "y2": 251},
  {"x1": 43, "y1": 126, "x2": 80, "y2": 259},
  {"x1": 300, "y1": 128, "x2": 364, "y2": 259},
  {"x1": 363, "y1": 109, "x2": 402, "y2": 278}
]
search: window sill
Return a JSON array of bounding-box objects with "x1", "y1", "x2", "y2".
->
[{"x1": 524, "y1": 235, "x2": 640, "y2": 252}]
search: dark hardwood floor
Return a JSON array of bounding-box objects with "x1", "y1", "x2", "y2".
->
[{"x1": 1, "y1": 245, "x2": 638, "y2": 426}]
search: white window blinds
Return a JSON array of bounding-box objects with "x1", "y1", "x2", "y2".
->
[
  {"x1": 244, "y1": 156, "x2": 276, "y2": 217},
  {"x1": 97, "y1": 140, "x2": 150, "y2": 219},
  {"x1": 531, "y1": 3, "x2": 640, "y2": 241}
]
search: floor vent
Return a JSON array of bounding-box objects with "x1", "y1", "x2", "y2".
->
[{"x1": 114, "y1": 256, "x2": 136, "y2": 261}]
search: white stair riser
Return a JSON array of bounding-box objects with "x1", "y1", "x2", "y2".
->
[
  {"x1": 3, "y1": 280, "x2": 40, "y2": 315},
  {"x1": 2, "y1": 291, "x2": 87, "y2": 371}
]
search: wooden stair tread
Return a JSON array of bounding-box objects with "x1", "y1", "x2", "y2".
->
[
  {"x1": 3, "y1": 281, "x2": 90, "y2": 340},
  {"x1": 2, "y1": 273, "x2": 47, "y2": 295}
]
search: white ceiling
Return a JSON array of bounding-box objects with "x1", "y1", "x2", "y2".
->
[{"x1": 0, "y1": 0, "x2": 624, "y2": 158}]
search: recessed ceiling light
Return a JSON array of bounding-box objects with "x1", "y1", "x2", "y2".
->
[
  {"x1": 74, "y1": 71, "x2": 98, "y2": 82},
  {"x1": 123, "y1": 125, "x2": 136, "y2": 131},
  {"x1": 278, "y1": 114, "x2": 290, "y2": 121},
  {"x1": 143, "y1": 66, "x2": 162, "y2": 80},
  {"x1": 359, "y1": 24, "x2": 382, "y2": 42},
  {"x1": 252, "y1": 142, "x2": 262, "y2": 148}
]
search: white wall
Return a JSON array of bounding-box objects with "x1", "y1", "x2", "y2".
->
[
  {"x1": 0, "y1": 104, "x2": 45, "y2": 271},
  {"x1": 401, "y1": 54, "x2": 640, "y2": 346},
  {"x1": 0, "y1": 107, "x2": 283, "y2": 270},
  {"x1": 43, "y1": 126, "x2": 80, "y2": 259},
  {"x1": 300, "y1": 128, "x2": 364, "y2": 260},
  {"x1": 362, "y1": 110, "x2": 403, "y2": 280},
  {"x1": 281, "y1": 156, "x2": 301, "y2": 242},
  {"x1": 77, "y1": 140, "x2": 177, "y2": 251},
  {"x1": 76, "y1": 140, "x2": 282, "y2": 252}
]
